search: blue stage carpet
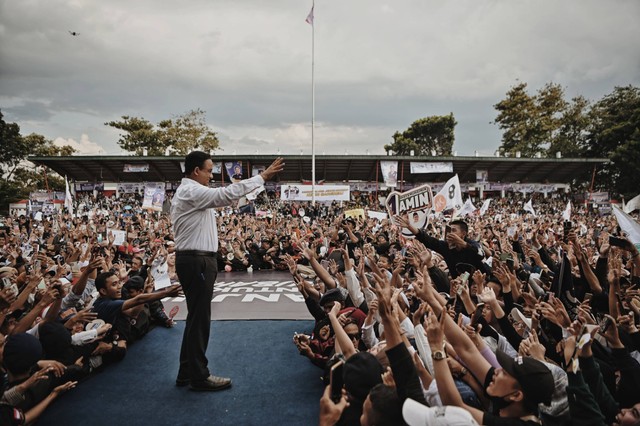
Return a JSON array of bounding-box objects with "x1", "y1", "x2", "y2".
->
[{"x1": 37, "y1": 320, "x2": 323, "y2": 426}]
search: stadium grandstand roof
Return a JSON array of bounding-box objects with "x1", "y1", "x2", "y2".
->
[{"x1": 29, "y1": 154, "x2": 608, "y2": 185}]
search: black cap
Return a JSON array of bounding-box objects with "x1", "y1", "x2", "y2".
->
[
  {"x1": 3, "y1": 333, "x2": 43, "y2": 374},
  {"x1": 496, "y1": 350, "x2": 554, "y2": 405},
  {"x1": 125, "y1": 275, "x2": 145, "y2": 290},
  {"x1": 343, "y1": 352, "x2": 384, "y2": 402}
]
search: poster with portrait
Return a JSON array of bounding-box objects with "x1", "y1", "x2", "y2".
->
[
  {"x1": 380, "y1": 161, "x2": 398, "y2": 188},
  {"x1": 142, "y1": 182, "x2": 165, "y2": 212},
  {"x1": 225, "y1": 161, "x2": 243, "y2": 182}
]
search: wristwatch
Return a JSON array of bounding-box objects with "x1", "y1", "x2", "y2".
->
[{"x1": 432, "y1": 350, "x2": 446, "y2": 361}]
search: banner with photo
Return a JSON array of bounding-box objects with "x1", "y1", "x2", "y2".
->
[
  {"x1": 225, "y1": 161, "x2": 243, "y2": 182},
  {"x1": 280, "y1": 184, "x2": 350, "y2": 201},
  {"x1": 30, "y1": 192, "x2": 53, "y2": 202},
  {"x1": 212, "y1": 162, "x2": 223, "y2": 174},
  {"x1": 344, "y1": 208, "x2": 365, "y2": 220},
  {"x1": 142, "y1": 182, "x2": 166, "y2": 212},
  {"x1": 349, "y1": 182, "x2": 379, "y2": 192},
  {"x1": 117, "y1": 182, "x2": 145, "y2": 194},
  {"x1": 476, "y1": 170, "x2": 489, "y2": 183},
  {"x1": 410, "y1": 162, "x2": 453, "y2": 174},
  {"x1": 380, "y1": 161, "x2": 398, "y2": 188},
  {"x1": 123, "y1": 163, "x2": 149, "y2": 173},
  {"x1": 74, "y1": 182, "x2": 104, "y2": 192},
  {"x1": 385, "y1": 184, "x2": 433, "y2": 238},
  {"x1": 252, "y1": 165, "x2": 266, "y2": 177}
]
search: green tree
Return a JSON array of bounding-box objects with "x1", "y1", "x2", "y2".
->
[
  {"x1": 0, "y1": 112, "x2": 75, "y2": 211},
  {"x1": 549, "y1": 95, "x2": 590, "y2": 157},
  {"x1": 385, "y1": 113, "x2": 457, "y2": 156},
  {"x1": 494, "y1": 82, "x2": 573, "y2": 157},
  {"x1": 0, "y1": 110, "x2": 30, "y2": 179},
  {"x1": 106, "y1": 109, "x2": 219, "y2": 155},
  {"x1": 586, "y1": 85, "x2": 640, "y2": 197}
]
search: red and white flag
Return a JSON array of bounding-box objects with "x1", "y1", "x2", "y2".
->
[{"x1": 305, "y1": 6, "x2": 314, "y2": 25}]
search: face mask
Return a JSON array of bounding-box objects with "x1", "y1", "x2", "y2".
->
[{"x1": 490, "y1": 390, "x2": 518, "y2": 413}]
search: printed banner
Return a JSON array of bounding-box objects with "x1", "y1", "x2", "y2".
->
[
  {"x1": 476, "y1": 170, "x2": 489, "y2": 183},
  {"x1": 344, "y1": 209, "x2": 365, "y2": 219},
  {"x1": 252, "y1": 165, "x2": 266, "y2": 177},
  {"x1": 225, "y1": 161, "x2": 243, "y2": 182},
  {"x1": 367, "y1": 210, "x2": 388, "y2": 221},
  {"x1": 74, "y1": 183, "x2": 104, "y2": 192},
  {"x1": 212, "y1": 162, "x2": 223, "y2": 174},
  {"x1": 385, "y1": 184, "x2": 434, "y2": 238},
  {"x1": 142, "y1": 182, "x2": 166, "y2": 212},
  {"x1": 117, "y1": 182, "x2": 145, "y2": 194},
  {"x1": 123, "y1": 163, "x2": 149, "y2": 173},
  {"x1": 380, "y1": 161, "x2": 398, "y2": 188},
  {"x1": 280, "y1": 184, "x2": 350, "y2": 201},
  {"x1": 410, "y1": 162, "x2": 453, "y2": 174}
]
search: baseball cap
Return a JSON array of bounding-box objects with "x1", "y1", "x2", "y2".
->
[
  {"x1": 510, "y1": 307, "x2": 532, "y2": 331},
  {"x1": 403, "y1": 399, "x2": 479, "y2": 426},
  {"x1": 124, "y1": 275, "x2": 145, "y2": 290},
  {"x1": 496, "y1": 350, "x2": 554, "y2": 405}
]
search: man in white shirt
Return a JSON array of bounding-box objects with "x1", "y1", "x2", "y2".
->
[{"x1": 171, "y1": 151, "x2": 284, "y2": 391}]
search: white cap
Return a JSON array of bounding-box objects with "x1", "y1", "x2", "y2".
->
[
  {"x1": 402, "y1": 400, "x2": 479, "y2": 426},
  {"x1": 510, "y1": 307, "x2": 532, "y2": 330}
]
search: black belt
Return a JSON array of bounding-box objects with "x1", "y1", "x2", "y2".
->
[{"x1": 176, "y1": 250, "x2": 217, "y2": 257}]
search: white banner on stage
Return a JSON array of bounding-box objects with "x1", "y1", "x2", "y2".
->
[
  {"x1": 410, "y1": 162, "x2": 453, "y2": 174},
  {"x1": 280, "y1": 184, "x2": 350, "y2": 201}
]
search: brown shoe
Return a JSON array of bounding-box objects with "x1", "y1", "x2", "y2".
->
[{"x1": 189, "y1": 375, "x2": 232, "y2": 391}]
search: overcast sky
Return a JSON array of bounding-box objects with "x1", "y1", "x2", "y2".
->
[{"x1": 1, "y1": 0, "x2": 639, "y2": 157}]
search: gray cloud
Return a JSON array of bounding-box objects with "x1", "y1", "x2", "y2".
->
[{"x1": 1, "y1": 0, "x2": 638, "y2": 157}]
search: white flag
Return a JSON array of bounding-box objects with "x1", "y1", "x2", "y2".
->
[
  {"x1": 524, "y1": 199, "x2": 536, "y2": 216},
  {"x1": 479, "y1": 199, "x2": 492, "y2": 216},
  {"x1": 457, "y1": 198, "x2": 477, "y2": 217},
  {"x1": 434, "y1": 174, "x2": 463, "y2": 213},
  {"x1": 612, "y1": 205, "x2": 640, "y2": 249},
  {"x1": 305, "y1": 6, "x2": 314, "y2": 25},
  {"x1": 624, "y1": 194, "x2": 640, "y2": 213},
  {"x1": 65, "y1": 176, "x2": 74, "y2": 215},
  {"x1": 562, "y1": 201, "x2": 571, "y2": 221}
]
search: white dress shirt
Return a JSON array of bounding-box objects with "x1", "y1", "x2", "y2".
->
[{"x1": 171, "y1": 175, "x2": 265, "y2": 252}]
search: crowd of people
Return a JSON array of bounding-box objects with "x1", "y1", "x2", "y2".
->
[{"x1": 0, "y1": 188, "x2": 639, "y2": 425}]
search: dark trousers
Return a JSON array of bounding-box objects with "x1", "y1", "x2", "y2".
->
[{"x1": 175, "y1": 254, "x2": 217, "y2": 383}]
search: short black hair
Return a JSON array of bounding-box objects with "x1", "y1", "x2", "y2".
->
[
  {"x1": 368, "y1": 384, "x2": 403, "y2": 426},
  {"x1": 95, "y1": 271, "x2": 117, "y2": 292},
  {"x1": 450, "y1": 219, "x2": 468, "y2": 234},
  {"x1": 184, "y1": 151, "x2": 211, "y2": 176}
]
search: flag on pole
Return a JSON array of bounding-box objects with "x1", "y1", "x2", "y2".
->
[
  {"x1": 562, "y1": 201, "x2": 571, "y2": 221},
  {"x1": 65, "y1": 176, "x2": 74, "y2": 216},
  {"x1": 524, "y1": 199, "x2": 536, "y2": 216},
  {"x1": 433, "y1": 174, "x2": 463, "y2": 213},
  {"x1": 305, "y1": 6, "x2": 314, "y2": 25},
  {"x1": 457, "y1": 198, "x2": 477, "y2": 217},
  {"x1": 479, "y1": 199, "x2": 492, "y2": 216},
  {"x1": 612, "y1": 205, "x2": 640, "y2": 250}
]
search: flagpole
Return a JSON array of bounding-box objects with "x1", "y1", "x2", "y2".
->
[{"x1": 311, "y1": 0, "x2": 316, "y2": 206}]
